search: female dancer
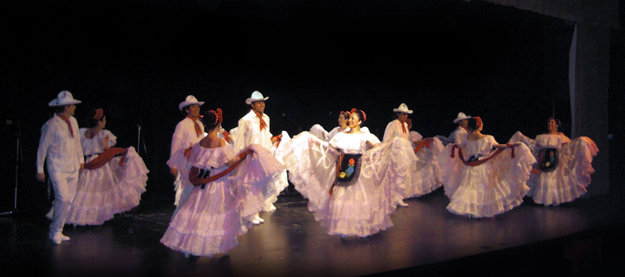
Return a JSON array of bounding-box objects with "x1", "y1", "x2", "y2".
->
[
  {"x1": 160, "y1": 109, "x2": 284, "y2": 257},
  {"x1": 283, "y1": 108, "x2": 411, "y2": 237},
  {"x1": 61, "y1": 108, "x2": 149, "y2": 225},
  {"x1": 439, "y1": 117, "x2": 535, "y2": 217},
  {"x1": 383, "y1": 103, "x2": 443, "y2": 200},
  {"x1": 508, "y1": 117, "x2": 598, "y2": 205}
]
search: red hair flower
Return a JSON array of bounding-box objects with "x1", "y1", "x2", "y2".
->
[
  {"x1": 350, "y1": 108, "x2": 367, "y2": 122},
  {"x1": 208, "y1": 109, "x2": 220, "y2": 125},
  {"x1": 474, "y1": 116, "x2": 483, "y2": 129},
  {"x1": 93, "y1": 108, "x2": 104, "y2": 121}
]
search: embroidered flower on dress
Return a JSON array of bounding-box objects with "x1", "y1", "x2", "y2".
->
[{"x1": 346, "y1": 167, "x2": 354, "y2": 175}]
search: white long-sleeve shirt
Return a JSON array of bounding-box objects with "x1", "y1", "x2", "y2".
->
[
  {"x1": 36, "y1": 114, "x2": 84, "y2": 174},
  {"x1": 231, "y1": 110, "x2": 273, "y2": 152},
  {"x1": 167, "y1": 117, "x2": 205, "y2": 170},
  {"x1": 383, "y1": 119, "x2": 410, "y2": 142}
]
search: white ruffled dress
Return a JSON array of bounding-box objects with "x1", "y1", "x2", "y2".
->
[
  {"x1": 283, "y1": 131, "x2": 410, "y2": 237},
  {"x1": 160, "y1": 143, "x2": 283, "y2": 257},
  {"x1": 439, "y1": 134, "x2": 534, "y2": 217},
  {"x1": 508, "y1": 132, "x2": 598, "y2": 205},
  {"x1": 388, "y1": 125, "x2": 444, "y2": 198},
  {"x1": 64, "y1": 129, "x2": 149, "y2": 225}
]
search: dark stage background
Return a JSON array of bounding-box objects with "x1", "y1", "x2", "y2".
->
[{"x1": 0, "y1": 0, "x2": 621, "y2": 215}]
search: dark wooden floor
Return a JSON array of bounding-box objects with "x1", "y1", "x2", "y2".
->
[{"x1": 1, "y1": 188, "x2": 624, "y2": 276}]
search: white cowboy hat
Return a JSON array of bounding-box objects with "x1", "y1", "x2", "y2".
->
[
  {"x1": 392, "y1": 103, "x2": 413, "y2": 114},
  {"x1": 245, "y1": 91, "x2": 269, "y2": 105},
  {"x1": 48, "y1": 90, "x2": 82, "y2": 107},
  {"x1": 453, "y1": 112, "x2": 471, "y2": 123},
  {"x1": 178, "y1": 95, "x2": 205, "y2": 111}
]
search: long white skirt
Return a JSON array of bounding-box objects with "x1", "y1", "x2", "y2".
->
[
  {"x1": 283, "y1": 132, "x2": 410, "y2": 237},
  {"x1": 64, "y1": 147, "x2": 149, "y2": 225},
  {"x1": 439, "y1": 144, "x2": 535, "y2": 217}
]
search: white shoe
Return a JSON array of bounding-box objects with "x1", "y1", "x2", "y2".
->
[
  {"x1": 250, "y1": 214, "x2": 264, "y2": 225},
  {"x1": 50, "y1": 233, "x2": 63, "y2": 245},
  {"x1": 60, "y1": 234, "x2": 71, "y2": 241},
  {"x1": 184, "y1": 252, "x2": 190, "y2": 259},
  {"x1": 398, "y1": 201, "x2": 409, "y2": 207},
  {"x1": 265, "y1": 204, "x2": 276, "y2": 212}
]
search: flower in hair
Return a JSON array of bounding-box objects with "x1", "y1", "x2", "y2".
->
[
  {"x1": 350, "y1": 108, "x2": 366, "y2": 122},
  {"x1": 208, "y1": 110, "x2": 219, "y2": 125},
  {"x1": 93, "y1": 108, "x2": 104, "y2": 121},
  {"x1": 474, "y1": 116, "x2": 483, "y2": 129},
  {"x1": 216, "y1": 108, "x2": 223, "y2": 126}
]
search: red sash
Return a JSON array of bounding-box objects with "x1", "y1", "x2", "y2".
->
[
  {"x1": 413, "y1": 138, "x2": 433, "y2": 153},
  {"x1": 449, "y1": 144, "x2": 518, "y2": 167},
  {"x1": 188, "y1": 152, "x2": 249, "y2": 187},
  {"x1": 84, "y1": 147, "x2": 128, "y2": 170}
]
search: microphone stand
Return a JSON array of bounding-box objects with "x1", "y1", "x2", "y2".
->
[
  {"x1": 1, "y1": 120, "x2": 21, "y2": 216},
  {"x1": 137, "y1": 123, "x2": 148, "y2": 157}
]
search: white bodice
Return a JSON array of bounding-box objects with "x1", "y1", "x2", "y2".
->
[
  {"x1": 535, "y1": 133, "x2": 570, "y2": 149},
  {"x1": 460, "y1": 134, "x2": 498, "y2": 158},
  {"x1": 329, "y1": 132, "x2": 380, "y2": 154},
  {"x1": 80, "y1": 129, "x2": 117, "y2": 155},
  {"x1": 189, "y1": 143, "x2": 236, "y2": 173}
]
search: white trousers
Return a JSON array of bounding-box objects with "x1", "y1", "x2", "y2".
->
[{"x1": 48, "y1": 170, "x2": 79, "y2": 235}]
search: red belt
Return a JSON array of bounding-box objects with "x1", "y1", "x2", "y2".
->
[
  {"x1": 84, "y1": 147, "x2": 128, "y2": 170},
  {"x1": 449, "y1": 144, "x2": 518, "y2": 167},
  {"x1": 189, "y1": 151, "x2": 249, "y2": 187}
]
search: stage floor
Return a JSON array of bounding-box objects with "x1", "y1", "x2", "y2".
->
[{"x1": 1, "y1": 188, "x2": 624, "y2": 276}]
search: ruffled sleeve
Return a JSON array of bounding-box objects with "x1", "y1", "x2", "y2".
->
[
  {"x1": 365, "y1": 133, "x2": 381, "y2": 146},
  {"x1": 558, "y1": 136, "x2": 598, "y2": 188},
  {"x1": 310, "y1": 124, "x2": 329, "y2": 141},
  {"x1": 536, "y1": 134, "x2": 571, "y2": 148},
  {"x1": 409, "y1": 131, "x2": 423, "y2": 143},
  {"x1": 190, "y1": 144, "x2": 233, "y2": 169},
  {"x1": 488, "y1": 135, "x2": 499, "y2": 147},
  {"x1": 101, "y1": 129, "x2": 117, "y2": 147}
]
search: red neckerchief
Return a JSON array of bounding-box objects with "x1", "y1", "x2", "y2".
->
[
  {"x1": 399, "y1": 120, "x2": 407, "y2": 134},
  {"x1": 252, "y1": 110, "x2": 267, "y2": 131},
  {"x1": 187, "y1": 116, "x2": 202, "y2": 137},
  {"x1": 59, "y1": 114, "x2": 74, "y2": 138}
]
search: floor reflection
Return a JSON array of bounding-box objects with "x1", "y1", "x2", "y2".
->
[{"x1": 1, "y1": 189, "x2": 623, "y2": 276}]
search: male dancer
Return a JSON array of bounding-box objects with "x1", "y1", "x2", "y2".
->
[
  {"x1": 383, "y1": 103, "x2": 413, "y2": 143},
  {"x1": 37, "y1": 90, "x2": 84, "y2": 244},
  {"x1": 448, "y1": 112, "x2": 471, "y2": 144},
  {"x1": 382, "y1": 103, "x2": 415, "y2": 207},
  {"x1": 231, "y1": 91, "x2": 288, "y2": 224},
  {"x1": 167, "y1": 95, "x2": 205, "y2": 207}
]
